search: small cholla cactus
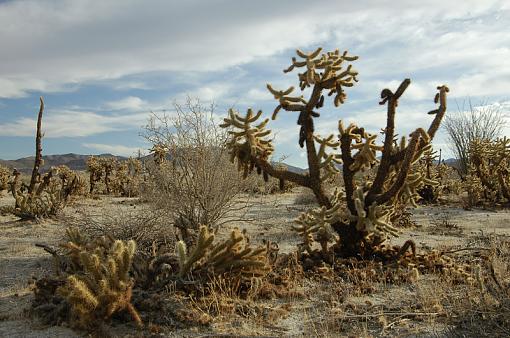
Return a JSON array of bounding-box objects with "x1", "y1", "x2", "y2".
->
[
  {"x1": 57, "y1": 228, "x2": 142, "y2": 329},
  {"x1": 177, "y1": 225, "x2": 270, "y2": 279},
  {"x1": 221, "y1": 47, "x2": 449, "y2": 258}
]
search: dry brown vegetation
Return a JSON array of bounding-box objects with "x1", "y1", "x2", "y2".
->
[{"x1": 1, "y1": 47, "x2": 509, "y2": 337}]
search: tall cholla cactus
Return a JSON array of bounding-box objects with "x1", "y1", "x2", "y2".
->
[{"x1": 221, "y1": 47, "x2": 449, "y2": 258}]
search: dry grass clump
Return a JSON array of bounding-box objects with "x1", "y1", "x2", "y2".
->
[{"x1": 299, "y1": 235, "x2": 510, "y2": 337}]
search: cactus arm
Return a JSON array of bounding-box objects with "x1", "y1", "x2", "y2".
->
[
  {"x1": 374, "y1": 129, "x2": 422, "y2": 205},
  {"x1": 28, "y1": 97, "x2": 44, "y2": 195},
  {"x1": 389, "y1": 85, "x2": 449, "y2": 164},
  {"x1": 367, "y1": 79, "x2": 410, "y2": 198},
  {"x1": 251, "y1": 156, "x2": 310, "y2": 188}
]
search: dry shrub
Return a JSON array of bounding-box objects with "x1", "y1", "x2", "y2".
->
[
  {"x1": 142, "y1": 97, "x2": 251, "y2": 241},
  {"x1": 429, "y1": 236, "x2": 510, "y2": 337}
]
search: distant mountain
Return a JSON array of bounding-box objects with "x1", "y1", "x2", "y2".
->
[
  {"x1": 0, "y1": 153, "x2": 127, "y2": 173},
  {"x1": 0, "y1": 153, "x2": 306, "y2": 174},
  {"x1": 272, "y1": 162, "x2": 306, "y2": 174}
]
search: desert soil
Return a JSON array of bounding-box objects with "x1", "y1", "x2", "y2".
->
[{"x1": 1, "y1": 189, "x2": 509, "y2": 337}]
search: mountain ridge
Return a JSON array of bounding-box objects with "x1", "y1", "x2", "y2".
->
[{"x1": 0, "y1": 153, "x2": 307, "y2": 174}]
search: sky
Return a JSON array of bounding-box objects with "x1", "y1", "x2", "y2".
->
[{"x1": 0, "y1": 0, "x2": 509, "y2": 167}]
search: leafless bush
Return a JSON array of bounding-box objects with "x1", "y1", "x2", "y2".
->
[
  {"x1": 142, "y1": 97, "x2": 251, "y2": 242},
  {"x1": 444, "y1": 99, "x2": 507, "y2": 176}
]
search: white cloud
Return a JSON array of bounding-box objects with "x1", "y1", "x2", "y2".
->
[
  {"x1": 105, "y1": 96, "x2": 147, "y2": 111},
  {"x1": 178, "y1": 83, "x2": 232, "y2": 102},
  {"x1": 0, "y1": 0, "x2": 506, "y2": 98},
  {"x1": 0, "y1": 109, "x2": 149, "y2": 137},
  {"x1": 82, "y1": 143, "x2": 144, "y2": 157}
]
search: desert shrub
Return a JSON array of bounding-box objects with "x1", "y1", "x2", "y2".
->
[
  {"x1": 142, "y1": 97, "x2": 250, "y2": 242},
  {"x1": 221, "y1": 47, "x2": 449, "y2": 259},
  {"x1": 53, "y1": 165, "x2": 88, "y2": 197},
  {"x1": 414, "y1": 148, "x2": 460, "y2": 203}
]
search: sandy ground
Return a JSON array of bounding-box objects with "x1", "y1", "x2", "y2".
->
[{"x1": 1, "y1": 190, "x2": 509, "y2": 337}]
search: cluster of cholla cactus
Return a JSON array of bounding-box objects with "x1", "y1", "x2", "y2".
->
[
  {"x1": 87, "y1": 156, "x2": 142, "y2": 196},
  {"x1": 177, "y1": 225, "x2": 270, "y2": 280},
  {"x1": 466, "y1": 137, "x2": 510, "y2": 205},
  {"x1": 221, "y1": 47, "x2": 449, "y2": 258},
  {"x1": 55, "y1": 228, "x2": 142, "y2": 329},
  {"x1": 7, "y1": 98, "x2": 80, "y2": 219}
]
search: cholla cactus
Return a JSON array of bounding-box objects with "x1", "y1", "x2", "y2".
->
[
  {"x1": 58, "y1": 232, "x2": 142, "y2": 329},
  {"x1": 112, "y1": 157, "x2": 142, "y2": 196},
  {"x1": 86, "y1": 156, "x2": 103, "y2": 194},
  {"x1": 177, "y1": 225, "x2": 270, "y2": 279},
  {"x1": 221, "y1": 47, "x2": 449, "y2": 258},
  {"x1": 54, "y1": 165, "x2": 85, "y2": 197},
  {"x1": 99, "y1": 157, "x2": 117, "y2": 194},
  {"x1": 150, "y1": 143, "x2": 167, "y2": 165},
  {"x1": 467, "y1": 137, "x2": 510, "y2": 204}
]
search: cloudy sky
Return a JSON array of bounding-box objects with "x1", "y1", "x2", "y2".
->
[{"x1": 0, "y1": 0, "x2": 509, "y2": 167}]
